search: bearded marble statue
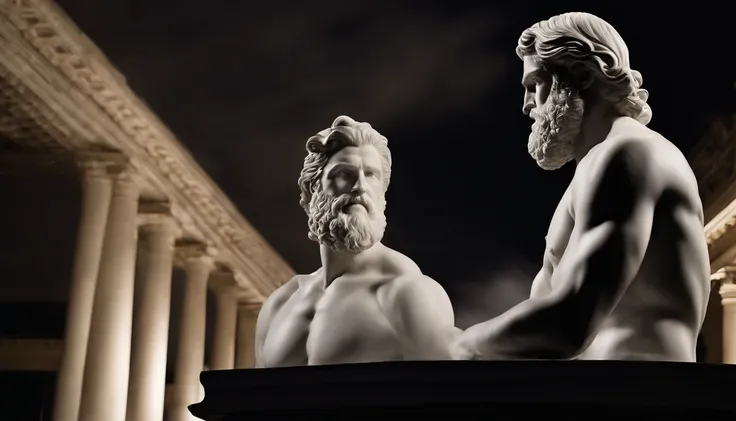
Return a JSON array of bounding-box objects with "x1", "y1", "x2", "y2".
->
[
  {"x1": 254, "y1": 115, "x2": 458, "y2": 367},
  {"x1": 454, "y1": 12, "x2": 710, "y2": 362}
]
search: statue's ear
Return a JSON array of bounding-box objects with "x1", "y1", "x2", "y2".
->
[
  {"x1": 580, "y1": 73, "x2": 595, "y2": 90},
  {"x1": 562, "y1": 62, "x2": 594, "y2": 90}
]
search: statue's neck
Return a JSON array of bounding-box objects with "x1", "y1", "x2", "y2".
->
[
  {"x1": 319, "y1": 242, "x2": 381, "y2": 288},
  {"x1": 574, "y1": 96, "x2": 619, "y2": 163}
]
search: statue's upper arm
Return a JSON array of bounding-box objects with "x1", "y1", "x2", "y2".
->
[
  {"x1": 558, "y1": 139, "x2": 659, "y2": 299},
  {"x1": 388, "y1": 275, "x2": 457, "y2": 358},
  {"x1": 577, "y1": 140, "x2": 656, "y2": 227},
  {"x1": 254, "y1": 277, "x2": 299, "y2": 367}
]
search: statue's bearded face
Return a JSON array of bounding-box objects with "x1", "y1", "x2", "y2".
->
[
  {"x1": 522, "y1": 55, "x2": 584, "y2": 170},
  {"x1": 307, "y1": 145, "x2": 387, "y2": 252}
]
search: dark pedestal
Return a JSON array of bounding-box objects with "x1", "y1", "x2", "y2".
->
[{"x1": 189, "y1": 361, "x2": 736, "y2": 420}]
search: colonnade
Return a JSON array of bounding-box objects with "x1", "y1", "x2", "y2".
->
[{"x1": 51, "y1": 158, "x2": 260, "y2": 421}]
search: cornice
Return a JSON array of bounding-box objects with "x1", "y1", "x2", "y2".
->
[
  {"x1": 704, "y1": 207, "x2": 736, "y2": 247},
  {"x1": 689, "y1": 114, "x2": 736, "y2": 248},
  {"x1": 0, "y1": 0, "x2": 294, "y2": 299},
  {"x1": 0, "y1": 54, "x2": 76, "y2": 154}
]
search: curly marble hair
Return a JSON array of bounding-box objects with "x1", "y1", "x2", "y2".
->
[
  {"x1": 298, "y1": 115, "x2": 392, "y2": 214},
  {"x1": 516, "y1": 12, "x2": 652, "y2": 125}
]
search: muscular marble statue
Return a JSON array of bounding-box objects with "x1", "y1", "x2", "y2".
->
[
  {"x1": 255, "y1": 115, "x2": 457, "y2": 367},
  {"x1": 455, "y1": 13, "x2": 710, "y2": 362}
]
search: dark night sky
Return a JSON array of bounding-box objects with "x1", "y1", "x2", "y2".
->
[{"x1": 1, "y1": 1, "x2": 735, "y2": 327}]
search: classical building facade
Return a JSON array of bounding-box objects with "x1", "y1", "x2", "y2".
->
[
  {"x1": 690, "y1": 113, "x2": 736, "y2": 365},
  {"x1": 0, "y1": 2, "x2": 293, "y2": 421}
]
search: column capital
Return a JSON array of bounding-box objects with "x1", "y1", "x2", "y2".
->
[
  {"x1": 232, "y1": 271, "x2": 248, "y2": 286},
  {"x1": 138, "y1": 213, "x2": 179, "y2": 255},
  {"x1": 212, "y1": 266, "x2": 248, "y2": 287},
  {"x1": 713, "y1": 266, "x2": 736, "y2": 303},
  {"x1": 138, "y1": 207, "x2": 180, "y2": 235},
  {"x1": 721, "y1": 282, "x2": 736, "y2": 303},
  {"x1": 237, "y1": 302, "x2": 262, "y2": 314},
  {"x1": 109, "y1": 164, "x2": 138, "y2": 183},
  {"x1": 87, "y1": 158, "x2": 139, "y2": 199},
  {"x1": 76, "y1": 152, "x2": 128, "y2": 180},
  {"x1": 209, "y1": 276, "x2": 239, "y2": 296},
  {"x1": 176, "y1": 242, "x2": 218, "y2": 270},
  {"x1": 138, "y1": 213, "x2": 178, "y2": 231},
  {"x1": 711, "y1": 265, "x2": 736, "y2": 283}
]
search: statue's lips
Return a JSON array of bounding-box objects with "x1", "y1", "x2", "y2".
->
[{"x1": 342, "y1": 202, "x2": 367, "y2": 213}]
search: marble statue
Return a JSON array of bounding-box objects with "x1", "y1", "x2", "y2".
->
[
  {"x1": 254, "y1": 115, "x2": 458, "y2": 367},
  {"x1": 454, "y1": 12, "x2": 711, "y2": 362}
]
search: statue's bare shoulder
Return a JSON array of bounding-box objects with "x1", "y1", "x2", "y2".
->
[
  {"x1": 376, "y1": 247, "x2": 457, "y2": 359},
  {"x1": 375, "y1": 247, "x2": 439, "y2": 303},
  {"x1": 255, "y1": 271, "x2": 323, "y2": 326},
  {"x1": 377, "y1": 246, "x2": 423, "y2": 276},
  {"x1": 574, "y1": 121, "x2": 701, "y2": 217},
  {"x1": 259, "y1": 275, "x2": 301, "y2": 314}
]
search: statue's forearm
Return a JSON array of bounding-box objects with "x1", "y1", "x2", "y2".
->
[
  {"x1": 462, "y1": 216, "x2": 645, "y2": 360},
  {"x1": 459, "y1": 294, "x2": 582, "y2": 360}
]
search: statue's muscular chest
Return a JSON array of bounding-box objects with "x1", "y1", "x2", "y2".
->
[
  {"x1": 261, "y1": 277, "x2": 401, "y2": 367},
  {"x1": 545, "y1": 187, "x2": 575, "y2": 283},
  {"x1": 543, "y1": 155, "x2": 607, "y2": 290}
]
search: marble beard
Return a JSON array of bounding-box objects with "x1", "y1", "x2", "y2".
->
[
  {"x1": 527, "y1": 76, "x2": 584, "y2": 171},
  {"x1": 255, "y1": 115, "x2": 457, "y2": 367},
  {"x1": 305, "y1": 175, "x2": 387, "y2": 253}
]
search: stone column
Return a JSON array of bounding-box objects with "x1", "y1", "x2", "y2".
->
[
  {"x1": 170, "y1": 247, "x2": 215, "y2": 421},
  {"x1": 718, "y1": 267, "x2": 736, "y2": 364},
  {"x1": 235, "y1": 304, "x2": 259, "y2": 369},
  {"x1": 210, "y1": 280, "x2": 238, "y2": 370},
  {"x1": 713, "y1": 266, "x2": 736, "y2": 364},
  {"x1": 52, "y1": 160, "x2": 113, "y2": 421},
  {"x1": 78, "y1": 168, "x2": 140, "y2": 421},
  {"x1": 126, "y1": 213, "x2": 179, "y2": 421}
]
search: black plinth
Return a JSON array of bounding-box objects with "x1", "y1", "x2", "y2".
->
[{"x1": 189, "y1": 361, "x2": 736, "y2": 420}]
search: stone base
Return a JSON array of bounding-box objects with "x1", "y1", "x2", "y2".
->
[{"x1": 190, "y1": 361, "x2": 736, "y2": 420}]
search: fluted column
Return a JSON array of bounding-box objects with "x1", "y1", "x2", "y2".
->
[
  {"x1": 717, "y1": 266, "x2": 736, "y2": 364},
  {"x1": 126, "y1": 213, "x2": 179, "y2": 421},
  {"x1": 210, "y1": 280, "x2": 238, "y2": 370},
  {"x1": 170, "y1": 246, "x2": 215, "y2": 421},
  {"x1": 78, "y1": 167, "x2": 140, "y2": 421},
  {"x1": 235, "y1": 304, "x2": 259, "y2": 369},
  {"x1": 52, "y1": 159, "x2": 114, "y2": 421}
]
